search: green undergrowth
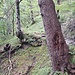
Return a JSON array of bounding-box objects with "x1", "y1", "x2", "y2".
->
[
  {"x1": 24, "y1": 16, "x2": 45, "y2": 34},
  {"x1": 69, "y1": 45, "x2": 75, "y2": 51},
  {"x1": 0, "y1": 43, "x2": 52, "y2": 75},
  {"x1": 55, "y1": 1, "x2": 75, "y2": 23},
  {"x1": 69, "y1": 45, "x2": 75, "y2": 64},
  {"x1": 0, "y1": 35, "x2": 18, "y2": 46}
]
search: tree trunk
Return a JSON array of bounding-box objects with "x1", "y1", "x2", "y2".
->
[
  {"x1": 57, "y1": 0, "x2": 60, "y2": 5},
  {"x1": 16, "y1": 0, "x2": 24, "y2": 41},
  {"x1": 16, "y1": 0, "x2": 21, "y2": 31},
  {"x1": 38, "y1": 0, "x2": 69, "y2": 72},
  {"x1": 28, "y1": 0, "x2": 35, "y2": 24},
  {"x1": 5, "y1": 0, "x2": 12, "y2": 35},
  {"x1": 6, "y1": 10, "x2": 12, "y2": 35},
  {"x1": 31, "y1": 10, "x2": 35, "y2": 24},
  {"x1": 2, "y1": 21, "x2": 6, "y2": 35},
  {"x1": 12, "y1": 9, "x2": 15, "y2": 36}
]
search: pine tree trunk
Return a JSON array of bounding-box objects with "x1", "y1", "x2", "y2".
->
[{"x1": 38, "y1": 0, "x2": 69, "y2": 72}]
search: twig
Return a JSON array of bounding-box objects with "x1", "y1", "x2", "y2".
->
[{"x1": 8, "y1": 48, "x2": 13, "y2": 75}]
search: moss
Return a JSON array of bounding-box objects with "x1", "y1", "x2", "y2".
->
[{"x1": 0, "y1": 43, "x2": 51, "y2": 75}]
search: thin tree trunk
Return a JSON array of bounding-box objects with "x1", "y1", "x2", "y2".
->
[
  {"x1": 5, "y1": 0, "x2": 12, "y2": 35},
  {"x1": 38, "y1": 0, "x2": 69, "y2": 72},
  {"x1": 57, "y1": 0, "x2": 60, "y2": 19},
  {"x1": 2, "y1": 21, "x2": 6, "y2": 35},
  {"x1": 6, "y1": 12, "x2": 11, "y2": 35},
  {"x1": 27, "y1": 0, "x2": 35, "y2": 24},
  {"x1": 16, "y1": 0, "x2": 21, "y2": 31},
  {"x1": 30, "y1": 1, "x2": 35, "y2": 25},
  {"x1": 12, "y1": 9, "x2": 15, "y2": 36},
  {"x1": 57, "y1": 0, "x2": 60, "y2": 5},
  {"x1": 31, "y1": 10, "x2": 35, "y2": 24},
  {"x1": 15, "y1": 0, "x2": 24, "y2": 42}
]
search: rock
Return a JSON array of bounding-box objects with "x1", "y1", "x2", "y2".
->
[
  {"x1": 62, "y1": 18, "x2": 75, "y2": 45},
  {"x1": 63, "y1": 18, "x2": 75, "y2": 39}
]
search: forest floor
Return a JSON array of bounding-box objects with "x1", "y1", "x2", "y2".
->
[
  {"x1": 0, "y1": 35, "x2": 51, "y2": 75},
  {"x1": 0, "y1": 32, "x2": 75, "y2": 75},
  {"x1": 0, "y1": 1, "x2": 75, "y2": 75}
]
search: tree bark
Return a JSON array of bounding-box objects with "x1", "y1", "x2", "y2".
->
[
  {"x1": 16, "y1": 0, "x2": 21, "y2": 31},
  {"x1": 38, "y1": 0, "x2": 69, "y2": 72},
  {"x1": 16, "y1": 0, "x2": 24, "y2": 41}
]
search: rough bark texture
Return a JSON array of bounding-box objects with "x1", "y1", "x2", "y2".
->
[{"x1": 38, "y1": 0, "x2": 69, "y2": 72}]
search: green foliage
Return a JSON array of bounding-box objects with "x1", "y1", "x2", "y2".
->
[
  {"x1": 69, "y1": 45, "x2": 75, "y2": 51},
  {"x1": 32, "y1": 66, "x2": 51, "y2": 75},
  {"x1": 69, "y1": 45, "x2": 75, "y2": 64},
  {"x1": 0, "y1": 35, "x2": 18, "y2": 46},
  {"x1": 55, "y1": 1, "x2": 75, "y2": 22},
  {"x1": 20, "y1": 0, "x2": 39, "y2": 25}
]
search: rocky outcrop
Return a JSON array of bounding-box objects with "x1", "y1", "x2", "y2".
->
[{"x1": 62, "y1": 18, "x2": 75, "y2": 45}]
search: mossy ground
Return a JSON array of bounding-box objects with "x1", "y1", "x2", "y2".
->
[{"x1": 0, "y1": 41, "x2": 52, "y2": 75}]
